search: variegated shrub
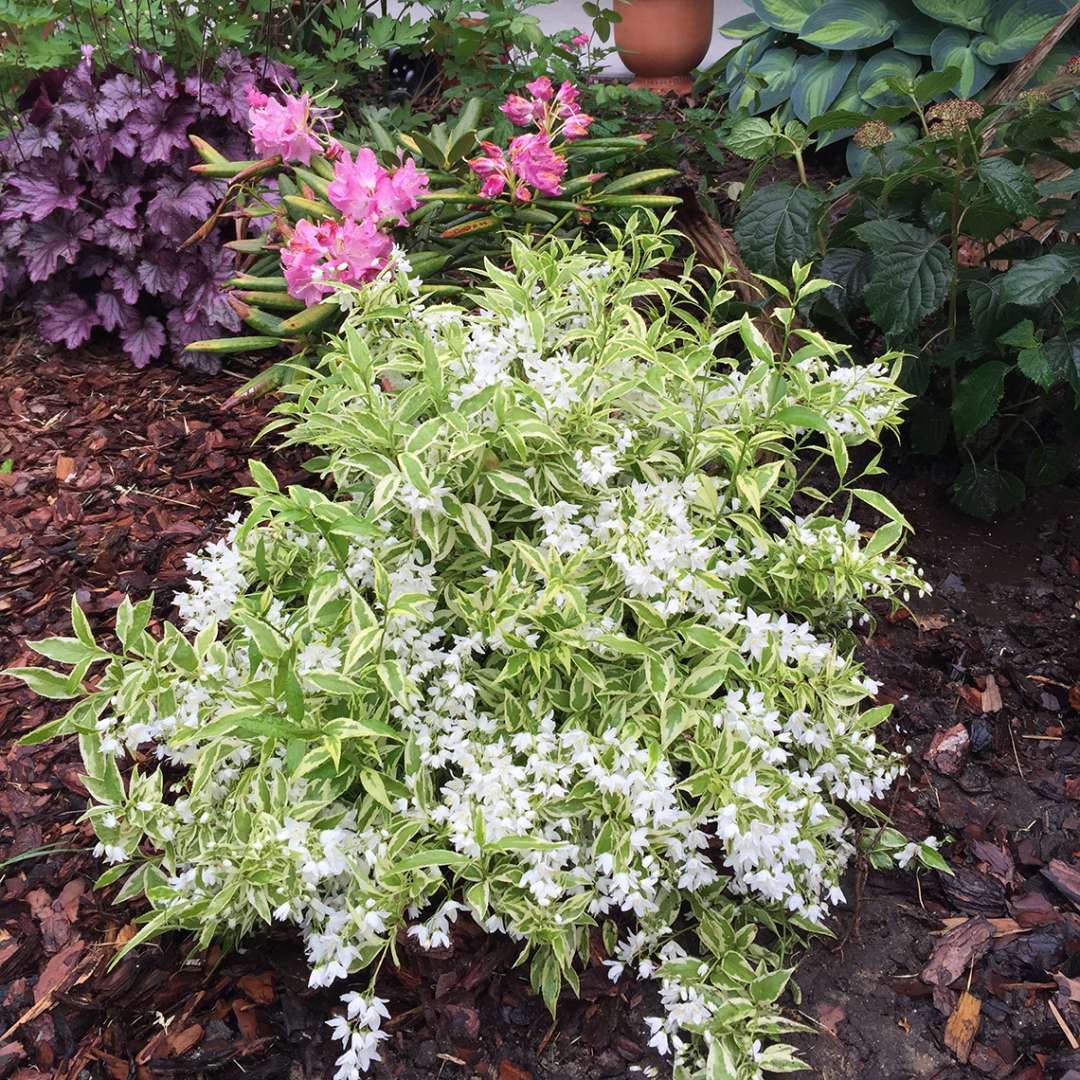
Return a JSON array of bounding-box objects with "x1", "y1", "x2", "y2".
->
[{"x1": 7, "y1": 217, "x2": 940, "y2": 1080}]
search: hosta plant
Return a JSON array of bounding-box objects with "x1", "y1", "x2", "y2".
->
[
  {"x1": 0, "y1": 48, "x2": 293, "y2": 370},
  {"x1": 184, "y1": 79, "x2": 680, "y2": 381},
  {"x1": 732, "y1": 63, "x2": 1080, "y2": 517},
  {"x1": 6, "y1": 218, "x2": 937, "y2": 1079},
  {"x1": 716, "y1": 0, "x2": 1080, "y2": 154}
]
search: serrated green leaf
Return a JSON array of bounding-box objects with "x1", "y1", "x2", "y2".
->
[
  {"x1": 734, "y1": 183, "x2": 823, "y2": 279},
  {"x1": 855, "y1": 219, "x2": 953, "y2": 336},
  {"x1": 977, "y1": 157, "x2": 1039, "y2": 217},
  {"x1": 951, "y1": 359, "x2": 1008, "y2": 440}
]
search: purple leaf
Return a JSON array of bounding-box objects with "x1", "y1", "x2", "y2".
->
[
  {"x1": 95, "y1": 289, "x2": 130, "y2": 332},
  {"x1": 99, "y1": 74, "x2": 145, "y2": 123},
  {"x1": 109, "y1": 263, "x2": 143, "y2": 304},
  {"x1": 39, "y1": 296, "x2": 100, "y2": 348},
  {"x1": 121, "y1": 313, "x2": 166, "y2": 368},
  {"x1": 0, "y1": 123, "x2": 61, "y2": 161},
  {"x1": 130, "y1": 96, "x2": 195, "y2": 164},
  {"x1": 0, "y1": 160, "x2": 83, "y2": 222},
  {"x1": 145, "y1": 176, "x2": 219, "y2": 242},
  {"x1": 21, "y1": 217, "x2": 83, "y2": 281},
  {"x1": 92, "y1": 211, "x2": 140, "y2": 258}
]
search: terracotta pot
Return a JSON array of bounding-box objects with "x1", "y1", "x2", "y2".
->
[{"x1": 614, "y1": 0, "x2": 714, "y2": 96}]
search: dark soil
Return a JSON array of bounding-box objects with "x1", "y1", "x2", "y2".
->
[
  {"x1": 2, "y1": 330, "x2": 1080, "y2": 1079},
  {"x1": 796, "y1": 475, "x2": 1080, "y2": 1080}
]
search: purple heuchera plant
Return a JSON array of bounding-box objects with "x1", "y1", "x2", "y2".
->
[{"x1": 0, "y1": 48, "x2": 294, "y2": 371}]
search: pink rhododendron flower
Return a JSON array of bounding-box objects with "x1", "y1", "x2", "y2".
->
[
  {"x1": 500, "y1": 93, "x2": 541, "y2": 127},
  {"x1": 525, "y1": 76, "x2": 555, "y2": 102},
  {"x1": 327, "y1": 147, "x2": 384, "y2": 219},
  {"x1": 509, "y1": 133, "x2": 566, "y2": 196},
  {"x1": 571, "y1": 32, "x2": 589, "y2": 47},
  {"x1": 383, "y1": 157, "x2": 429, "y2": 225},
  {"x1": 554, "y1": 81, "x2": 593, "y2": 140},
  {"x1": 328, "y1": 150, "x2": 429, "y2": 226},
  {"x1": 468, "y1": 141, "x2": 511, "y2": 198},
  {"x1": 282, "y1": 217, "x2": 392, "y2": 304},
  {"x1": 247, "y1": 88, "x2": 324, "y2": 165}
]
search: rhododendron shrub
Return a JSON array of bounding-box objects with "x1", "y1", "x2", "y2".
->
[
  {"x1": 7, "y1": 218, "x2": 936, "y2": 1079},
  {"x1": 185, "y1": 82, "x2": 679, "y2": 371},
  {"x1": 0, "y1": 49, "x2": 293, "y2": 371}
]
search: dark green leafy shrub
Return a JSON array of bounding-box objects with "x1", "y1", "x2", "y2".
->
[{"x1": 732, "y1": 67, "x2": 1080, "y2": 517}]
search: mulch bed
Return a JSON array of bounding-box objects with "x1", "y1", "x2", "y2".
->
[
  {"x1": 796, "y1": 476, "x2": 1080, "y2": 1080},
  {"x1": 2, "y1": 327, "x2": 1080, "y2": 1080}
]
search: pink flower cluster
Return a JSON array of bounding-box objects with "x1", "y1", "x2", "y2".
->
[
  {"x1": 281, "y1": 148, "x2": 428, "y2": 304},
  {"x1": 246, "y1": 87, "x2": 327, "y2": 165},
  {"x1": 241, "y1": 84, "x2": 431, "y2": 306},
  {"x1": 468, "y1": 78, "x2": 593, "y2": 202}
]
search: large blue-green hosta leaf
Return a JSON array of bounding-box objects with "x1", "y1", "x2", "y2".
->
[
  {"x1": 974, "y1": 0, "x2": 1068, "y2": 65},
  {"x1": 734, "y1": 183, "x2": 825, "y2": 278},
  {"x1": 930, "y1": 28, "x2": 996, "y2": 97},
  {"x1": 912, "y1": 0, "x2": 992, "y2": 31},
  {"x1": 893, "y1": 14, "x2": 942, "y2": 54},
  {"x1": 815, "y1": 68, "x2": 870, "y2": 148},
  {"x1": 749, "y1": 0, "x2": 827, "y2": 32},
  {"x1": 799, "y1": 0, "x2": 902, "y2": 48},
  {"x1": 857, "y1": 49, "x2": 922, "y2": 106},
  {"x1": 789, "y1": 51, "x2": 858, "y2": 123},
  {"x1": 743, "y1": 48, "x2": 800, "y2": 114},
  {"x1": 724, "y1": 30, "x2": 780, "y2": 86},
  {"x1": 720, "y1": 13, "x2": 771, "y2": 39},
  {"x1": 854, "y1": 218, "x2": 954, "y2": 336}
]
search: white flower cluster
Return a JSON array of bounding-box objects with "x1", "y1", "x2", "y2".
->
[{"x1": 33, "y1": 224, "x2": 927, "y2": 1080}]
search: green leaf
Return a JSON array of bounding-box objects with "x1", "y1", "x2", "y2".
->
[
  {"x1": 394, "y1": 849, "x2": 472, "y2": 871},
  {"x1": 725, "y1": 117, "x2": 778, "y2": 160},
  {"x1": 720, "y1": 12, "x2": 772, "y2": 37},
  {"x1": 2, "y1": 666, "x2": 81, "y2": 699},
  {"x1": 893, "y1": 13, "x2": 943, "y2": 53},
  {"x1": 247, "y1": 459, "x2": 280, "y2": 493},
  {"x1": 734, "y1": 183, "x2": 824, "y2": 279},
  {"x1": 749, "y1": 0, "x2": 826, "y2": 33},
  {"x1": 999, "y1": 253, "x2": 1076, "y2": 306},
  {"x1": 487, "y1": 471, "x2": 536, "y2": 506},
  {"x1": 856, "y1": 49, "x2": 922, "y2": 107},
  {"x1": 774, "y1": 405, "x2": 832, "y2": 433},
  {"x1": 790, "y1": 52, "x2": 858, "y2": 124},
  {"x1": 977, "y1": 158, "x2": 1039, "y2": 217},
  {"x1": 930, "y1": 28, "x2": 995, "y2": 98},
  {"x1": 912, "y1": 0, "x2": 992, "y2": 30},
  {"x1": 744, "y1": 48, "x2": 800, "y2": 114},
  {"x1": 27, "y1": 637, "x2": 106, "y2": 664},
  {"x1": 1025, "y1": 445, "x2": 1072, "y2": 488},
  {"x1": 855, "y1": 220, "x2": 953, "y2": 337},
  {"x1": 683, "y1": 660, "x2": 730, "y2": 698},
  {"x1": 459, "y1": 503, "x2": 493, "y2": 554},
  {"x1": 1017, "y1": 346, "x2": 1056, "y2": 389},
  {"x1": 951, "y1": 360, "x2": 1008, "y2": 441},
  {"x1": 913, "y1": 66, "x2": 961, "y2": 103},
  {"x1": 851, "y1": 488, "x2": 910, "y2": 528},
  {"x1": 799, "y1": 0, "x2": 902, "y2": 48},
  {"x1": 817, "y1": 247, "x2": 873, "y2": 312},
  {"x1": 951, "y1": 463, "x2": 1024, "y2": 518},
  {"x1": 974, "y1": 0, "x2": 1067, "y2": 65}
]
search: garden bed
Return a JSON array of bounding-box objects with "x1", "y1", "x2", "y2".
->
[{"x1": 1, "y1": 330, "x2": 1079, "y2": 1079}]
